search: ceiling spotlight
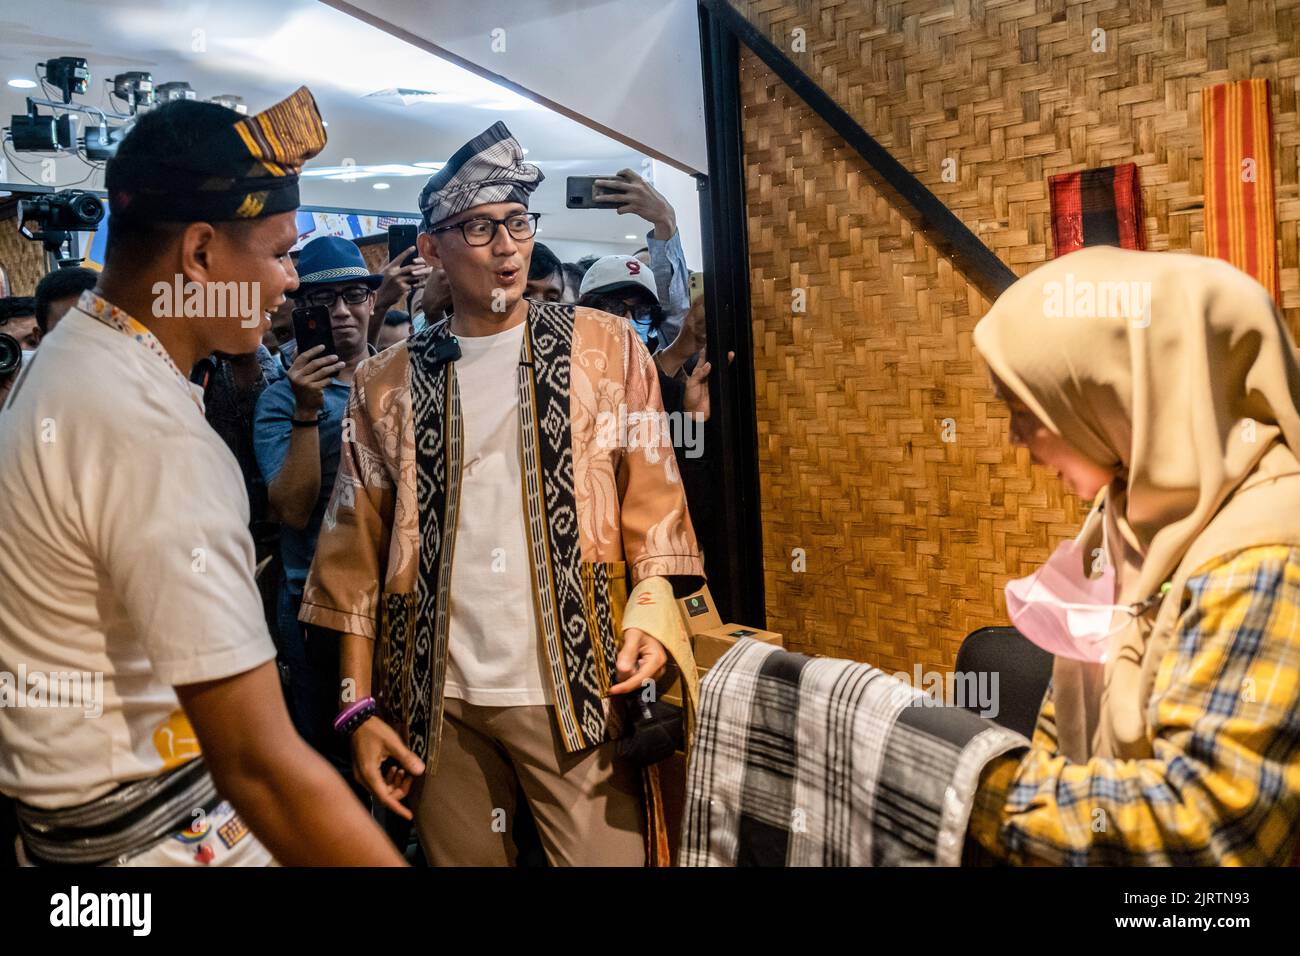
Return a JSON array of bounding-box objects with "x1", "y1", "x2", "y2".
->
[
  {"x1": 372, "y1": 182, "x2": 391, "y2": 190},
  {"x1": 624, "y1": 234, "x2": 637, "y2": 240},
  {"x1": 156, "y1": 81, "x2": 196, "y2": 103},
  {"x1": 9, "y1": 112, "x2": 57, "y2": 151},
  {"x1": 84, "y1": 123, "x2": 126, "y2": 161},
  {"x1": 111, "y1": 72, "x2": 154, "y2": 113},
  {"x1": 7, "y1": 78, "x2": 37, "y2": 89},
  {"x1": 209, "y1": 94, "x2": 246, "y2": 114},
  {"x1": 41, "y1": 57, "x2": 89, "y2": 104}
]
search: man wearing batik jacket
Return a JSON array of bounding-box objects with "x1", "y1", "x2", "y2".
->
[{"x1": 299, "y1": 122, "x2": 704, "y2": 866}]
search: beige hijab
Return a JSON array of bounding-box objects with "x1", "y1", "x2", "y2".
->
[{"x1": 974, "y1": 246, "x2": 1300, "y2": 762}]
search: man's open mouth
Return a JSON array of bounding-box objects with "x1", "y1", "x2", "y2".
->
[{"x1": 496, "y1": 267, "x2": 519, "y2": 284}]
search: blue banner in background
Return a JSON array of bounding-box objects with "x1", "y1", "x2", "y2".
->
[{"x1": 78, "y1": 206, "x2": 420, "y2": 271}]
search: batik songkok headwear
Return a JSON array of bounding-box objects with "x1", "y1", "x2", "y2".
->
[
  {"x1": 418, "y1": 121, "x2": 544, "y2": 230},
  {"x1": 106, "y1": 86, "x2": 327, "y2": 224}
]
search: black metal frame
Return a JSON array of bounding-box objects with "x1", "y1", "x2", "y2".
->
[{"x1": 695, "y1": 1, "x2": 768, "y2": 628}]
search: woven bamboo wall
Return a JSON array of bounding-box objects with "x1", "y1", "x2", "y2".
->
[
  {"x1": 0, "y1": 206, "x2": 50, "y2": 296},
  {"x1": 733, "y1": 0, "x2": 1300, "y2": 672}
]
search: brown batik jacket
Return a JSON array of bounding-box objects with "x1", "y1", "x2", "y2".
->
[{"x1": 299, "y1": 299, "x2": 705, "y2": 767}]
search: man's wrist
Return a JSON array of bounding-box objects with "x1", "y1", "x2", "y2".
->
[{"x1": 651, "y1": 216, "x2": 677, "y2": 242}]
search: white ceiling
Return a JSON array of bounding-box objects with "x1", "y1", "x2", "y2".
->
[{"x1": 0, "y1": 0, "x2": 667, "y2": 250}]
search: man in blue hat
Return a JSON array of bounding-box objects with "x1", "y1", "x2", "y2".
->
[{"x1": 252, "y1": 235, "x2": 381, "y2": 760}]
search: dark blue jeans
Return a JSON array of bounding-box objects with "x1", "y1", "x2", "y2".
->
[{"x1": 274, "y1": 583, "x2": 347, "y2": 771}]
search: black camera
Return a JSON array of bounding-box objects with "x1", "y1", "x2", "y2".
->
[
  {"x1": 0, "y1": 333, "x2": 24, "y2": 387},
  {"x1": 20, "y1": 190, "x2": 104, "y2": 233},
  {"x1": 18, "y1": 189, "x2": 105, "y2": 263}
]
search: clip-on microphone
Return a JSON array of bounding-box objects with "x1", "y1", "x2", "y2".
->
[{"x1": 430, "y1": 336, "x2": 461, "y2": 370}]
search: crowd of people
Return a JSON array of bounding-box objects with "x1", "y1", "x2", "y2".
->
[
  {"x1": 3, "y1": 81, "x2": 1299, "y2": 872},
  {"x1": 0, "y1": 89, "x2": 720, "y2": 867}
]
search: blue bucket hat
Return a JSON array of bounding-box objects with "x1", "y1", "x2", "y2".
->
[{"x1": 295, "y1": 236, "x2": 382, "y2": 290}]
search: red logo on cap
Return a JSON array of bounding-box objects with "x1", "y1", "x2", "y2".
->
[{"x1": 626, "y1": 260, "x2": 641, "y2": 275}]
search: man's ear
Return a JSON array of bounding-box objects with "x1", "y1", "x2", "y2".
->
[
  {"x1": 417, "y1": 230, "x2": 442, "y2": 271},
  {"x1": 178, "y1": 222, "x2": 218, "y2": 285}
]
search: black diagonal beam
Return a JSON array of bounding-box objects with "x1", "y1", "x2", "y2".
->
[{"x1": 705, "y1": 0, "x2": 1017, "y2": 301}]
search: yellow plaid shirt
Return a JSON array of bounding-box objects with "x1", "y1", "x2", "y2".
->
[{"x1": 970, "y1": 545, "x2": 1300, "y2": 865}]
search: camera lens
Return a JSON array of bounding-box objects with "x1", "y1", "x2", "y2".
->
[
  {"x1": 70, "y1": 193, "x2": 104, "y2": 226},
  {"x1": 0, "y1": 333, "x2": 22, "y2": 378}
]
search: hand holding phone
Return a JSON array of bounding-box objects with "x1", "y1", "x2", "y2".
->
[
  {"x1": 388, "y1": 224, "x2": 418, "y2": 267},
  {"x1": 291, "y1": 305, "x2": 337, "y2": 359}
]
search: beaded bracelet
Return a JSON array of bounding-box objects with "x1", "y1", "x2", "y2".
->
[{"x1": 333, "y1": 696, "x2": 376, "y2": 736}]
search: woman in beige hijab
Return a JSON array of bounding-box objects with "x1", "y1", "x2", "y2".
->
[{"x1": 967, "y1": 245, "x2": 1300, "y2": 865}]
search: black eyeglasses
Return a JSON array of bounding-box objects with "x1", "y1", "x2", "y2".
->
[
  {"x1": 589, "y1": 295, "x2": 657, "y2": 325},
  {"x1": 301, "y1": 286, "x2": 371, "y2": 308},
  {"x1": 431, "y1": 212, "x2": 541, "y2": 246}
]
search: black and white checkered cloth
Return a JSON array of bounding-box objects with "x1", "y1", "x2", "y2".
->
[
  {"x1": 681, "y1": 638, "x2": 1028, "y2": 866},
  {"x1": 418, "y1": 121, "x2": 544, "y2": 230}
]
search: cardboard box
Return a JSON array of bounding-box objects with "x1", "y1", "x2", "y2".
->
[
  {"x1": 660, "y1": 667, "x2": 709, "y2": 708},
  {"x1": 676, "y1": 585, "x2": 723, "y2": 636},
  {"x1": 694, "y1": 624, "x2": 784, "y2": 670}
]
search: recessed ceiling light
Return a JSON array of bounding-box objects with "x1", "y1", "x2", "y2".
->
[
  {"x1": 624, "y1": 235, "x2": 637, "y2": 240},
  {"x1": 372, "y1": 182, "x2": 390, "y2": 190},
  {"x1": 8, "y1": 78, "x2": 37, "y2": 89},
  {"x1": 364, "y1": 88, "x2": 438, "y2": 107}
]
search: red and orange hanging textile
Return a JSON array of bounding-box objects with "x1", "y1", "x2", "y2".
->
[{"x1": 1201, "y1": 78, "x2": 1280, "y2": 301}]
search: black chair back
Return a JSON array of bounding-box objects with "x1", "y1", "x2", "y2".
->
[{"x1": 954, "y1": 626, "x2": 1054, "y2": 739}]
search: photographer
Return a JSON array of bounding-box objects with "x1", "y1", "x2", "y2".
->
[
  {"x1": 0, "y1": 297, "x2": 41, "y2": 352},
  {"x1": 591, "y1": 168, "x2": 692, "y2": 344},
  {"x1": 0, "y1": 298, "x2": 40, "y2": 408}
]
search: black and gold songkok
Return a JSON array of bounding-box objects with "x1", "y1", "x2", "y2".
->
[{"x1": 105, "y1": 85, "x2": 327, "y2": 224}]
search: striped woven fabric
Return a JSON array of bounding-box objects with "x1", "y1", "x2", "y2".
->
[
  {"x1": 1202, "y1": 78, "x2": 1280, "y2": 301},
  {"x1": 1048, "y1": 163, "x2": 1146, "y2": 256},
  {"x1": 680, "y1": 638, "x2": 1028, "y2": 866}
]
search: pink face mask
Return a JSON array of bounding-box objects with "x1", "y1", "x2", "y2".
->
[{"x1": 1004, "y1": 534, "x2": 1137, "y2": 664}]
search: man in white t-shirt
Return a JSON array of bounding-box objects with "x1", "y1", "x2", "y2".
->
[
  {"x1": 301, "y1": 123, "x2": 705, "y2": 866},
  {"x1": 0, "y1": 89, "x2": 405, "y2": 866}
]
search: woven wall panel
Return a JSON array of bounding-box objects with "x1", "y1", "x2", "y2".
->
[
  {"x1": 741, "y1": 48, "x2": 1085, "y2": 673},
  {"x1": 0, "y1": 209, "x2": 51, "y2": 296},
  {"x1": 732, "y1": 0, "x2": 1300, "y2": 325}
]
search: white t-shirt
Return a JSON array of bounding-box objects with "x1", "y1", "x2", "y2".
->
[
  {"x1": 443, "y1": 320, "x2": 550, "y2": 706},
  {"x1": 0, "y1": 302, "x2": 275, "y2": 809}
]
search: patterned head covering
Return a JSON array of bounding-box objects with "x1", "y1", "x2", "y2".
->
[
  {"x1": 418, "y1": 121, "x2": 544, "y2": 230},
  {"x1": 106, "y1": 86, "x2": 327, "y2": 224}
]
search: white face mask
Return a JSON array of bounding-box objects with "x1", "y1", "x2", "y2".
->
[{"x1": 1003, "y1": 519, "x2": 1139, "y2": 663}]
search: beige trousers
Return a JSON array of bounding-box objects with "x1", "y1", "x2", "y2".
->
[{"x1": 412, "y1": 697, "x2": 645, "y2": 866}]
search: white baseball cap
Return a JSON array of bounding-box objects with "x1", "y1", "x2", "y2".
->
[{"x1": 578, "y1": 255, "x2": 659, "y2": 302}]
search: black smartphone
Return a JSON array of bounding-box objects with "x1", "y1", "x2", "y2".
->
[
  {"x1": 388, "y1": 223, "x2": 418, "y2": 266},
  {"x1": 291, "y1": 305, "x2": 337, "y2": 358},
  {"x1": 566, "y1": 175, "x2": 620, "y2": 209}
]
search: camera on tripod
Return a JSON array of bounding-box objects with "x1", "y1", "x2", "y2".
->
[{"x1": 18, "y1": 189, "x2": 105, "y2": 266}]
